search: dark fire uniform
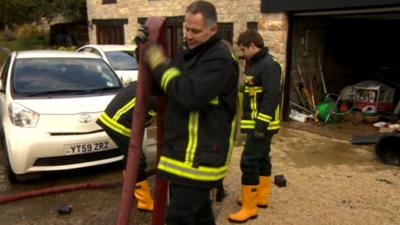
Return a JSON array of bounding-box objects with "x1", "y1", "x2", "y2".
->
[
  {"x1": 150, "y1": 35, "x2": 239, "y2": 225},
  {"x1": 96, "y1": 81, "x2": 156, "y2": 182},
  {"x1": 240, "y1": 47, "x2": 282, "y2": 185}
]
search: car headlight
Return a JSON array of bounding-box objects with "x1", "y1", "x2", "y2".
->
[{"x1": 8, "y1": 103, "x2": 39, "y2": 128}]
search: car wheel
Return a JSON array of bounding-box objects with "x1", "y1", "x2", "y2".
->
[
  {"x1": 1, "y1": 133, "x2": 18, "y2": 182},
  {"x1": 1, "y1": 133, "x2": 42, "y2": 182}
]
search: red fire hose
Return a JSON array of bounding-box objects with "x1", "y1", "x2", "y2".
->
[
  {"x1": 0, "y1": 180, "x2": 122, "y2": 204},
  {"x1": 116, "y1": 17, "x2": 168, "y2": 225},
  {"x1": 0, "y1": 169, "x2": 157, "y2": 205},
  {"x1": 152, "y1": 96, "x2": 168, "y2": 225}
]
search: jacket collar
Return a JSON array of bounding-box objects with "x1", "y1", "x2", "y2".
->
[
  {"x1": 184, "y1": 34, "x2": 221, "y2": 57},
  {"x1": 250, "y1": 47, "x2": 269, "y2": 63}
]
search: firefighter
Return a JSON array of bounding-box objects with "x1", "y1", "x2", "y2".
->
[
  {"x1": 96, "y1": 81, "x2": 156, "y2": 212},
  {"x1": 135, "y1": 1, "x2": 239, "y2": 224},
  {"x1": 228, "y1": 30, "x2": 282, "y2": 223}
]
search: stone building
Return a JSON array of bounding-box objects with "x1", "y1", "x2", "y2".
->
[
  {"x1": 86, "y1": 0, "x2": 287, "y2": 65},
  {"x1": 86, "y1": 0, "x2": 400, "y2": 119}
]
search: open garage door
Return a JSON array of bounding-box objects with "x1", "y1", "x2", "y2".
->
[{"x1": 287, "y1": 8, "x2": 400, "y2": 125}]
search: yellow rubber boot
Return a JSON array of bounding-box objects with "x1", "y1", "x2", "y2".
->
[
  {"x1": 228, "y1": 185, "x2": 258, "y2": 223},
  {"x1": 134, "y1": 180, "x2": 154, "y2": 211},
  {"x1": 257, "y1": 176, "x2": 271, "y2": 208}
]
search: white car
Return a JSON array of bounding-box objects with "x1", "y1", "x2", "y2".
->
[
  {"x1": 76, "y1": 44, "x2": 138, "y2": 86},
  {"x1": 0, "y1": 50, "x2": 125, "y2": 181}
]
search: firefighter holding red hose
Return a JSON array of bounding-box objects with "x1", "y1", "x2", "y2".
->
[{"x1": 135, "y1": 1, "x2": 239, "y2": 224}]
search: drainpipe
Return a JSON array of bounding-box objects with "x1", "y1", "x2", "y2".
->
[{"x1": 116, "y1": 17, "x2": 167, "y2": 225}]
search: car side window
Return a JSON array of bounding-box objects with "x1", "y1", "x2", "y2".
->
[
  {"x1": 80, "y1": 48, "x2": 92, "y2": 53},
  {"x1": 0, "y1": 56, "x2": 11, "y2": 91},
  {"x1": 90, "y1": 49, "x2": 102, "y2": 57}
]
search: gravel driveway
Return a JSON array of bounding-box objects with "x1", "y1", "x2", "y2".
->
[{"x1": 0, "y1": 126, "x2": 399, "y2": 225}]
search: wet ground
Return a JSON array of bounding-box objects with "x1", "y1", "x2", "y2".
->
[
  {"x1": 0, "y1": 162, "x2": 150, "y2": 225},
  {"x1": 0, "y1": 133, "x2": 158, "y2": 225},
  {"x1": 0, "y1": 123, "x2": 399, "y2": 225}
]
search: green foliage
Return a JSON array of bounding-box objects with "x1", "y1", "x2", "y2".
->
[
  {"x1": 2, "y1": 37, "x2": 48, "y2": 51},
  {"x1": 0, "y1": 0, "x2": 87, "y2": 29},
  {"x1": 0, "y1": 36, "x2": 49, "y2": 65},
  {"x1": 57, "y1": 46, "x2": 78, "y2": 51},
  {"x1": 0, "y1": 51, "x2": 7, "y2": 66},
  {"x1": 0, "y1": 29, "x2": 16, "y2": 41},
  {"x1": 61, "y1": 0, "x2": 87, "y2": 22},
  {"x1": 16, "y1": 24, "x2": 45, "y2": 39},
  {"x1": 0, "y1": 0, "x2": 86, "y2": 65}
]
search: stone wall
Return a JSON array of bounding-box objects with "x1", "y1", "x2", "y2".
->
[
  {"x1": 258, "y1": 13, "x2": 289, "y2": 75},
  {"x1": 86, "y1": 0, "x2": 288, "y2": 74}
]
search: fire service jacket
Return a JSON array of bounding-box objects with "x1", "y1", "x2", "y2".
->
[
  {"x1": 240, "y1": 47, "x2": 282, "y2": 134},
  {"x1": 151, "y1": 35, "x2": 239, "y2": 188},
  {"x1": 97, "y1": 81, "x2": 156, "y2": 138}
]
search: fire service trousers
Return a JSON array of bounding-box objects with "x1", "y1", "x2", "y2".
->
[
  {"x1": 105, "y1": 128, "x2": 148, "y2": 182},
  {"x1": 166, "y1": 183, "x2": 215, "y2": 225},
  {"x1": 240, "y1": 132, "x2": 273, "y2": 185}
]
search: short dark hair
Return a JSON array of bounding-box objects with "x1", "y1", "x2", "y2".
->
[
  {"x1": 237, "y1": 30, "x2": 264, "y2": 48},
  {"x1": 186, "y1": 0, "x2": 217, "y2": 26}
]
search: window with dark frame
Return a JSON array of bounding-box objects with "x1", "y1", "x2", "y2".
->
[
  {"x1": 96, "y1": 25, "x2": 124, "y2": 44},
  {"x1": 102, "y1": 0, "x2": 116, "y2": 4},
  {"x1": 92, "y1": 19, "x2": 128, "y2": 44},
  {"x1": 166, "y1": 17, "x2": 184, "y2": 58},
  {"x1": 135, "y1": 19, "x2": 233, "y2": 56},
  {"x1": 247, "y1": 22, "x2": 258, "y2": 32},
  {"x1": 217, "y1": 23, "x2": 233, "y2": 45},
  {"x1": 138, "y1": 16, "x2": 184, "y2": 58}
]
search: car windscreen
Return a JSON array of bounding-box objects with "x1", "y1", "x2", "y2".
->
[
  {"x1": 12, "y1": 58, "x2": 122, "y2": 96},
  {"x1": 105, "y1": 51, "x2": 138, "y2": 70}
]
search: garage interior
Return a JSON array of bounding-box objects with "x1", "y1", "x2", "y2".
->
[{"x1": 286, "y1": 9, "x2": 400, "y2": 137}]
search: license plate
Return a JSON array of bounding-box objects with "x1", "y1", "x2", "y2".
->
[{"x1": 64, "y1": 140, "x2": 110, "y2": 155}]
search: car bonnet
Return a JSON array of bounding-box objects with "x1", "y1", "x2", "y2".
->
[{"x1": 12, "y1": 95, "x2": 115, "y2": 115}]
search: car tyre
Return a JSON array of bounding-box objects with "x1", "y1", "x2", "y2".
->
[
  {"x1": 1, "y1": 133, "x2": 42, "y2": 182},
  {"x1": 1, "y1": 133, "x2": 18, "y2": 182}
]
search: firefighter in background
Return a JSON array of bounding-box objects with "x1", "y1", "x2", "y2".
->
[
  {"x1": 96, "y1": 81, "x2": 156, "y2": 211},
  {"x1": 228, "y1": 30, "x2": 282, "y2": 223},
  {"x1": 136, "y1": 1, "x2": 239, "y2": 224}
]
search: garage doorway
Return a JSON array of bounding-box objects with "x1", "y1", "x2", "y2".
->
[{"x1": 287, "y1": 9, "x2": 400, "y2": 122}]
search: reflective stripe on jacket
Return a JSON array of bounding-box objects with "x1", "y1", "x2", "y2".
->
[
  {"x1": 151, "y1": 35, "x2": 239, "y2": 187},
  {"x1": 240, "y1": 47, "x2": 282, "y2": 133},
  {"x1": 96, "y1": 82, "x2": 156, "y2": 138}
]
